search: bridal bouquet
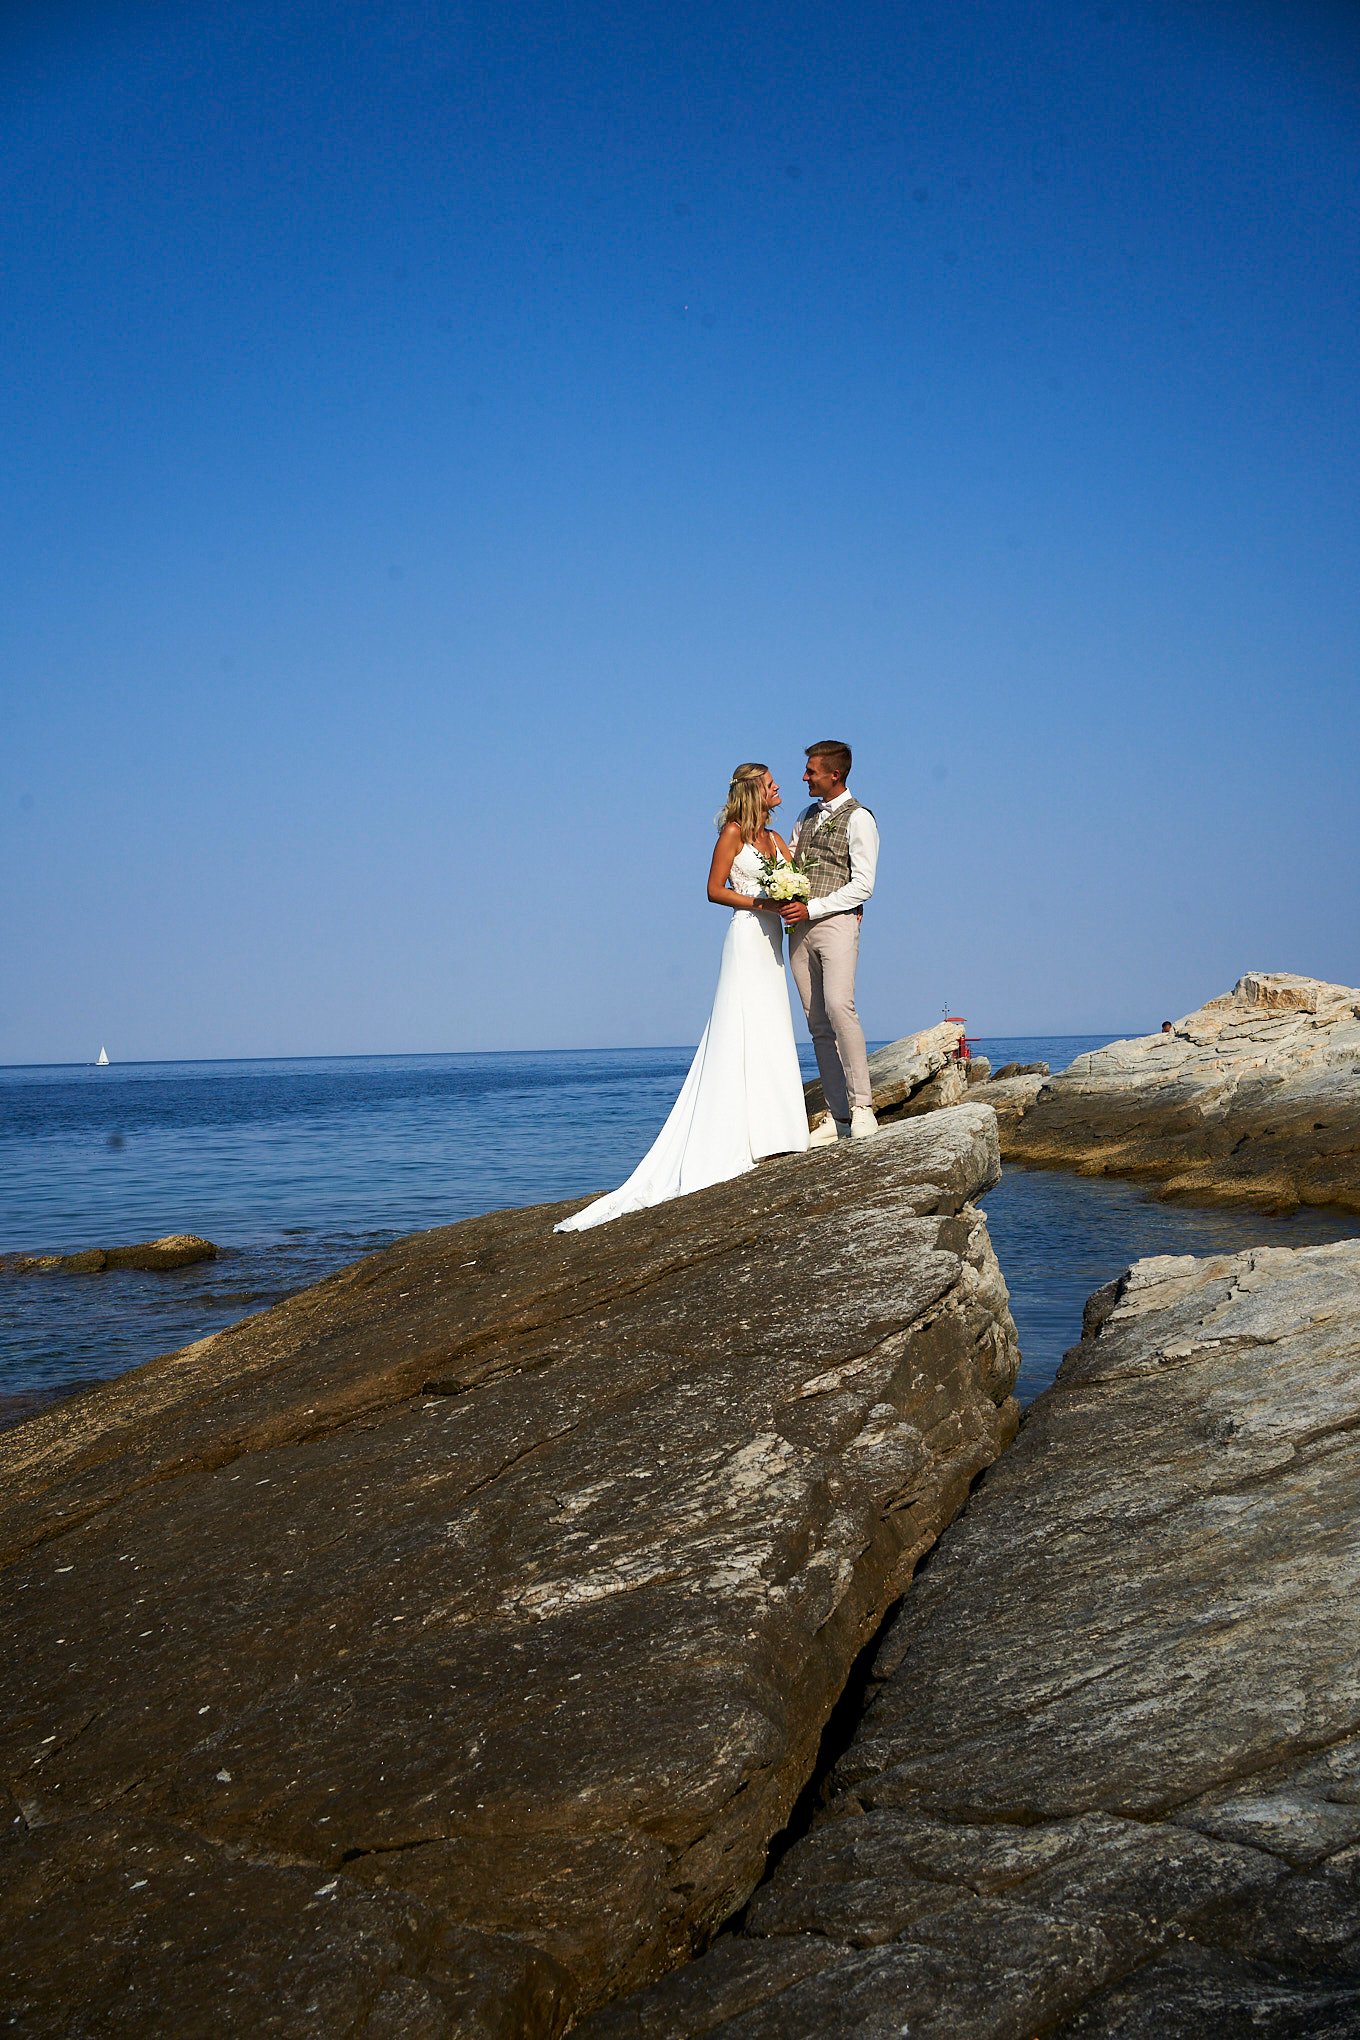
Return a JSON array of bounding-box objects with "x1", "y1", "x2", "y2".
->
[{"x1": 756, "y1": 850, "x2": 811, "y2": 906}]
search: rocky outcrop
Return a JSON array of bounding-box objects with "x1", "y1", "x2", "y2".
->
[
  {"x1": 1, "y1": 1234, "x2": 218, "y2": 1274},
  {"x1": 1005, "y1": 973, "x2": 1360, "y2": 1211},
  {"x1": 805, "y1": 1021, "x2": 967, "y2": 1128},
  {"x1": 967, "y1": 1071, "x2": 1049, "y2": 1125},
  {"x1": 0, "y1": 1105, "x2": 1019, "y2": 2037},
  {"x1": 959, "y1": 1063, "x2": 1049, "y2": 1126},
  {"x1": 589, "y1": 1237, "x2": 1360, "y2": 2037}
]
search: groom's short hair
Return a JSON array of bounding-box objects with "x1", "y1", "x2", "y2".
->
[{"x1": 806, "y1": 739, "x2": 852, "y2": 778}]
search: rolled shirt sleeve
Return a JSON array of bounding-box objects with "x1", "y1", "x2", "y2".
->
[{"x1": 808, "y1": 805, "x2": 879, "y2": 921}]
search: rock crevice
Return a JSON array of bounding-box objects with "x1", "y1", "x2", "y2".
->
[{"x1": 589, "y1": 1237, "x2": 1360, "y2": 2036}]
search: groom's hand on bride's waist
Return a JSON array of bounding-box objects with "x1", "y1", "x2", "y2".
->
[{"x1": 780, "y1": 901, "x2": 811, "y2": 925}]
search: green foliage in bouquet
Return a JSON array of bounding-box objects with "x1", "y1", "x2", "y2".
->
[{"x1": 756, "y1": 849, "x2": 812, "y2": 905}]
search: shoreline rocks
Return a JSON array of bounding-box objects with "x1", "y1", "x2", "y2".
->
[
  {"x1": 589, "y1": 1236, "x2": 1360, "y2": 2035},
  {"x1": 1, "y1": 1234, "x2": 218, "y2": 1274},
  {"x1": 0, "y1": 1105, "x2": 1018, "y2": 2037},
  {"x1": 967, "y1": 1069, "x2": 1049, "y2": 1125},
  {"x1": 1002, "y1": 973, "x2": 1360, "y2": 1212}
]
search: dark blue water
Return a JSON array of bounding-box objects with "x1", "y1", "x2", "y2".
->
[{"x1": 2, "y1": 1038, "x2": 1356, "y2": 1425}]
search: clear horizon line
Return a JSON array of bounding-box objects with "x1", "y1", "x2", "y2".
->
[{"x1": 0, "y1": 1031, "x2": 1138, "y2": 1074}]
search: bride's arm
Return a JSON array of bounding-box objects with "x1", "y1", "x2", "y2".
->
[
  {"x1": 707, "y1": 823, "x2": 772, "y2": 911},
  {"x1": 770, "y1": 829, "x2": 809, "y2": 926}
]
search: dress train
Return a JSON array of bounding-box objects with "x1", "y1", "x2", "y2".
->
[{"x1": 556, "y1": 844, "x2": 809, "y2": 1231}]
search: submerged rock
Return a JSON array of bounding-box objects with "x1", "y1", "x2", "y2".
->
[
  {"x1": 1005, "y1": 972, "x2": 1360, "y2": 1211},
  {"x1": 1, "y1": 1234, "x2": 218, "y2": 1274},
  {"x1": 0, "y1": 1105, "x2": 1018, "y2": 2037},
  {"x1": 591, "y1": 1237, "x2": 1360, "y2": 2036},
  {"x1": 805, "y1": 1020, "x2": 967, "y2": 1128}
]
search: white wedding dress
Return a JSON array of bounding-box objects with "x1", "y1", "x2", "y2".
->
[{"x1": 556, "y1": 843, "x2": 810, "y2": 1231}]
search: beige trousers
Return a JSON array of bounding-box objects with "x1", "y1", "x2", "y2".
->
[{"x1": 788, "y1": 912, "x2": 872, "y2": 1122}]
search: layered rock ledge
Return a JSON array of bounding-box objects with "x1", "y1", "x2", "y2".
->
[
  {"x1": 1002, "y1": 972, "x2": 1360, "y2": 1211},
  {"x1": 0, "y1": 1104, "x2": 1018, "y2": 2037},
  {"x1": 592, "y1": 1237, "x2": 1360, "y2": 2037}
]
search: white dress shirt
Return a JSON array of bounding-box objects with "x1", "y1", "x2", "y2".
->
[{"x1": 791, "y1": 790, "x2": 880, "y2": 921}]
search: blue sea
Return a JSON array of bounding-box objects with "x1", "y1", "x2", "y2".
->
[{"x1": 3, "y1": 1038, "x2": 1358, "y2": 1425}]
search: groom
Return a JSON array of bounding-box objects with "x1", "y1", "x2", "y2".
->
[{"x1": 780, "y1": 739, "x2": 880, "y2": 1145}]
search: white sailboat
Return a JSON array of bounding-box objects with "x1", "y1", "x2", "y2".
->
[{"x1": 96, "y1": 1045, "x2": 110, "y2": 1065}]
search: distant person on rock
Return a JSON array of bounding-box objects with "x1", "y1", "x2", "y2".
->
[{"x1": 783, "y1": 740, "x2": 880, "y2": 1144}]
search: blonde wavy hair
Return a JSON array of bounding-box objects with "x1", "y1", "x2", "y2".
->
[{"x1": 717, "y1": 762, "x2": 772, "y2": 845}]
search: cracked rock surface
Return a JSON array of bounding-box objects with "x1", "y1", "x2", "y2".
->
[
  {"x1": 0, "y1": 1104, "x2": 1017, "y2": 2037},
  {"x1": 587, "y1": 1237, "x2": 1360, "y2": 2038},
  {"x1": 1004, "y1": 971, "x2": 1360, "y2": 1211}
]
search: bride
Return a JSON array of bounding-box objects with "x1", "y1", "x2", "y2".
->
[{"x1": 556, "y1": 763, "x2": 810, "y2": 1232}]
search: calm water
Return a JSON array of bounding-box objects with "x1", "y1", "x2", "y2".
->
[{"x1": 3, "y1": 1038, "x2": 1357, "y2": 1424}]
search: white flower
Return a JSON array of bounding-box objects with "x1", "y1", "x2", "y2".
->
[{"x1": 760, "y1": 859, "x2": 811, "y2": 903}]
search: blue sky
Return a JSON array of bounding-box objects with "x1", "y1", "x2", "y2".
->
[{"x1": 3, "y1": 0, "x2": 1357, "y2": 1061}]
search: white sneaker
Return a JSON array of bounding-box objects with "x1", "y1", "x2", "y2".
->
[
  {"x1": 850, "y1": 1107, "x2": 880, "y2": 1140},
  {"x1": 807, "y1": 1115, "x2": 844, "y2": 1147}
]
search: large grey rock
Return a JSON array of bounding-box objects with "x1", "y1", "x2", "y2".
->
[
  {"x1": 0, "y1": 1105, "x2": 1018, "y2": 2037},
  {"x1": 589, "y1": 1238, "x2": 1360, "y2": 2036},
  {"x1": 968, "y1": 1071, "x2": 1048, "y2": 1125},
  {"x1": 1006, "y1": 972, "x2": 1360, "y2": 1211},
  {"x1": 805, "y1": 1020, "x2": 967, "y2": 1127}
]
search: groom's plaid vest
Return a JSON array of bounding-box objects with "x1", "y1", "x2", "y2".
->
[{"x1": 798, "y1": 796, "x2": 872, "y2": 904}]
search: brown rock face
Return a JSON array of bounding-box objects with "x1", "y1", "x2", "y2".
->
[
  {"x1": 1005, "y1": 972, "x2": 1360, "y2": 1211},
  {"x1": 0, "y1": 1105, "x2": 1018, "y2": 2037},
  {"x1": 591, "y1": 1238, "x2": 1360, "y2": 2037}
]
